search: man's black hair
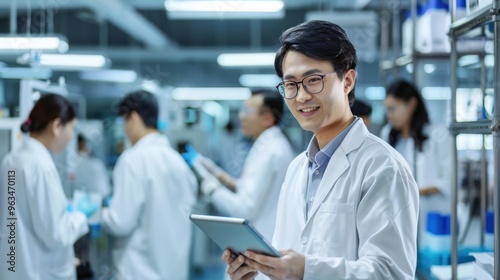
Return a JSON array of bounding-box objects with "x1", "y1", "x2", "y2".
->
[
  {"x1": 251, "y1": 89, "x2": 284, "y2": 125},
  {"x1": 274, "y1": 20, "x2": 358, "y2": 105},
  {"x1": 118, "y1": 90, "x2": 158, "y2": 129}
]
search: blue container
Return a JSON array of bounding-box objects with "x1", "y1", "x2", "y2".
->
[
  {"x1": 486, "y1": 210, "x2": 494, "y2": 234},
  {"x1": 423, "y1": 0, "x2": 449, "y2": 12},
  {"x1": 485, "y1": 210, "x2": 494, "y2": 250},
  {"x1": 90, "y1": 223, "x2": 102, "y2": 240},
  {"x1": 426, "y1": 212, "x2": 450, "y2": 235}
]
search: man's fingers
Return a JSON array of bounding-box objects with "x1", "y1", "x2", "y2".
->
[
  {"x1": 245, "y1": 257, "x2": 274, "y2": 276},
  {"x1": 226, "y1": 255, "x2": 246, "y2": 275},
  {"x1": 245, "y1": 251, "x2": 279, "y2": 267},
  {"x1": 232, "y1": 265, "x2": 258, "y2": 280},
  {"x1": 222, "y1": 250, "x2": 234, "y2": 264},
  {"x1": 241, "y1": 271, "x2": 259, "y2": 280}
]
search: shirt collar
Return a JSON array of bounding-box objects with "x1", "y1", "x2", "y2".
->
[{"x1": 306, "y1": 117, "x2": 360, "y2": 166}]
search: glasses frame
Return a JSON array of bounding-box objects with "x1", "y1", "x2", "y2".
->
[{"x1": 276, "y1": 71, "x2": 337, "y2": 99}]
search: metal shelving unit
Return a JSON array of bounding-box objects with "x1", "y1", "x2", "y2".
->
[
  {"x1": 449, "y1": 120, "x2": 494, "y2": 135},
  {"x1": 379, "y1": 1, "x2": 498, "y2": 279},
  {"x1": 449, "y1": 5, "x2": 493, "y2": 37},
  {"x1": 449, "y1": 1, "x2": 500, "y2": 279}
]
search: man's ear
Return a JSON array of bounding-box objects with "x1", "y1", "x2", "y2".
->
[
  {"x1": 343, "y1": 69, "x2": 356, "y2": 96},
  {"x1": 129, "y1": 111, "x2": 141, "y2": 124},
  {"x1": 129, "y1": 111, "x2": 146, "y2": 128},
  {"x1": 262, "y1": 110, "x2": 275, "y2": 128}
]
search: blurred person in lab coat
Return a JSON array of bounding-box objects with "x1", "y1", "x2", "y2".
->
[
  {"x1": 101, "y1": 90, "x2": 196, "y2": 280},
  {"x1": 0, "y1": 94, "x2": 94, "y2": 280},
  {"x1": 74, "y1": 134, "x2": 111, "y2": 198},
  {"x1": 194, "y1": 89, "x2": 295, "y2": 240},
  {"x1": 222, "y1": 20, "x2": 419, "y2": 280},
  {"x1": 381, "y1": 80, "x2": 453, "y2": 247}
]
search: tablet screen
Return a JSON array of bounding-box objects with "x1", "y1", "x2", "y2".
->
[{"x1": 190, "y1": 214, "x2": 280, "y2": 257}]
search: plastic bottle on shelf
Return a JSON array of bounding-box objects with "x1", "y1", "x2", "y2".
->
[
  {"x1": 456, "y1": 0, "x2": 467, "y2": 19},
  {"x1": 484, "y1": 210, "x2": 494, "y2": 251},
  {"x1": 402, "y1": 4, "x2": 424, "y2": 55},
  {"x1": 417, "y1": 0, "x2": 451, "y2": 53},
  {"x1": 466, "y1": 0, "x2": 491, "y2": 16},
  {"x1": 424, "y1": 212, "x2": 451, "y2": 253},
  {"x1": 456, "y1": 0, "x2": 488, "y2": 52}
]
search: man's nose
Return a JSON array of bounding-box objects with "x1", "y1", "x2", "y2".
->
[{"x1": 295, "y1": 84, "x2": 312, "y2": 103}]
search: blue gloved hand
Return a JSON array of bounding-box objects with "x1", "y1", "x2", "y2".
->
[
  {"x1": 181, "y1": 144, "x2": 199, "y2": 167},
  {"x1": 75, "y1": 194, "x2": 99, "y2": 218}
]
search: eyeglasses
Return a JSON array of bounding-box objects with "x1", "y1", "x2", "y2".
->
[
  {"x1": 276, "y1": 71, "x2": 336, "y2": 99},
  {"x1": 239, "y1": 105, "x2": 269, "y2": 117}
]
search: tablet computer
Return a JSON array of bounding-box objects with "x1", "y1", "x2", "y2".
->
[{"x1": 190, "y1": 214, "x2": 281, "y2": 257}]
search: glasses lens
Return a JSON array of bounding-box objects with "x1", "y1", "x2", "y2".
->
[
  {"x1": 277, "y1": 82, "x2": 295, "y2": 98},
  {"x1": 283, "y1": 81, "x2": 297, "y2": 98},
  {"x1": 303, "y1": 75, "x2": 324, "y2": 94},
  {"x1": 277, "y1": 84, "x2": 287, "y2": 97}
]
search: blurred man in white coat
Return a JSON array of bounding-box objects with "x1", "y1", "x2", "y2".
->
[
  {"x1": 223, "y1": 21, "x2": 419, "y2": 280},
  {"x1": 192, "y1": 89, "x2": 295, "y2": 240},
  {"x1": 74, "y1": 133, "x2": 111, "y2": 198},
  {"x1": 102, "y1": 90, "x2": 196, "y2": 280}
]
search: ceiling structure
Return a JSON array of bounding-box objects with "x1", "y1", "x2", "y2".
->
[{"x1": 0, "y1": 0, "x2": 409, "y2": 117}]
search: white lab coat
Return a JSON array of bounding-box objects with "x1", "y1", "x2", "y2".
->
[
  {"x1": 74, "y1": 153, "x2": 111, "y2": 197},
  {"x1": 259, "y1": 120, "x2": 419, "y2": 279},
  {"x1": 381, "y1": 124, "x2": 452, "y2": 246},
  {"x1": 0, "y1": 137, "x2": 88, "y2": 280},
  {"x1": 102, "y1": 133, "x2": 196, "y2": 280},
  {"x1": 211, "y1": 126, "x2": 294, "y2": 240}
]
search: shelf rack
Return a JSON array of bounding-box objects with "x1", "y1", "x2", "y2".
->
[
  {"x1": 449, "y1": 1, "x2": 499, "y2": 279},
  {"x1": 379, "y1": 1, "x2": 499, "y2": 279}
]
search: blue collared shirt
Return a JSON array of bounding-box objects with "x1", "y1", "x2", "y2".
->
[{"x1": 305, "y1": 117, "x2": 359, "y2": 220}]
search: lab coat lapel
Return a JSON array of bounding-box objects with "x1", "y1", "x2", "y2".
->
[
  {"x1": 305, "y1": 120, "x2": 367, "y2": 222},
  {"x1": 306, "y1": 152, "x2": 350, "y2": 221},
  {"x1": 295, "y1": 157, "x2": 309, "y2": 227}
]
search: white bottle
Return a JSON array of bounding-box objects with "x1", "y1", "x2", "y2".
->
[
  {"x1": 402, "y1": 7, "x2": 423, "y2": 55},
  {"x1": 456, "y1": 0, "x2": 485, "y2": 52},
  {"x1": 417, "y1": 0, "x2": 451, "y2": 53}
]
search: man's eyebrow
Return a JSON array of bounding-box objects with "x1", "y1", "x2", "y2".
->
[{"x1": 283, "y1": 69, "x2": 324, "y2": 80}]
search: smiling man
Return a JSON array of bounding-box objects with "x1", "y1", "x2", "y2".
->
[{"x1": 222, "y1": 20, "x2": 419, "y2": 280}]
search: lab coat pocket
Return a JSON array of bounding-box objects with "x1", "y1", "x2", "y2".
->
[
  {"x1": 313, "y1": 203, "x2": 356, "y2": 256},
  {"x1": 320, "y1": 202, "x2": 354, "y2": 213}
]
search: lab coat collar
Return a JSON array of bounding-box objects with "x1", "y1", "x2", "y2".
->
[
  {"x1": 23, "y1": 137, "x2": 53, "y2": 162},
  {"x1": 133, "y1": 132, "x2": 170, "y2": 149},
  {"x1": 305, "y1": 120, "x2": 369, "y2": 223},
  {"x1": 249, "y1": 126, "x2": 284, "y2": 155},
  {"x1": 255, "y1": 126, "x2": 282, "y2": 143}
]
